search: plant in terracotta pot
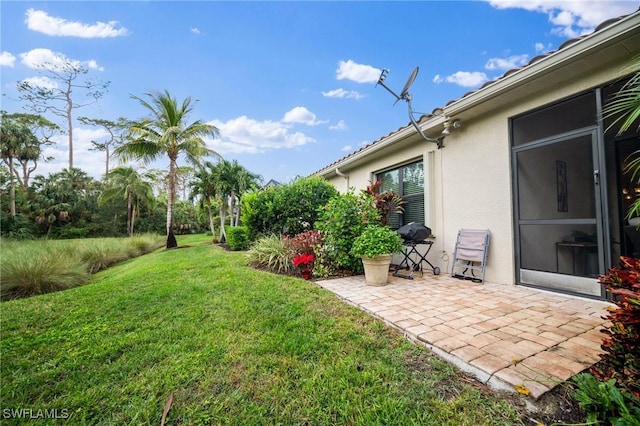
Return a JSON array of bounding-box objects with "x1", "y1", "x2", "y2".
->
[{"x1": 350, "y1": 224, "x2": 403, "y2": 286}]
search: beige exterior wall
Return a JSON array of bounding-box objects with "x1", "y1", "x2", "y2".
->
[{"x1": 324, "y1": 58, "x2": 635, "y2": 287}]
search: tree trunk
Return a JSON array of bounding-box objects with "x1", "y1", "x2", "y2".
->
[
  {"x1": 127, "y1": 193, "x2": 133, "y2": 237},
  {"x1": 166, "y1": 158, "x2": 178, "y2": 248},
  {"x1": 206, "y1": 199, "x2": 215, "y2": 236},
  {"x1": 8, "y1": 159, "x2": 16, "y2": 217},
  {"x1": 131, "y1": 205, "x2": 136, "y2": 236},
  {"x1": 66, "y1": 83, "x2": 74, "y2": 169},
  {"x1": 219, "y1": 204, "x2": 227, "y2": 242}
]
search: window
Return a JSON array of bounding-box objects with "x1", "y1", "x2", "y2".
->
[{"x1": 376, "y1": 160, "x2": 424, "y2": 228}]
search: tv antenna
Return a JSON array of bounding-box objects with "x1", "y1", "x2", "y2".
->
[{"x1": 376, "y1": 66, "x2": 444, "y2": 148}]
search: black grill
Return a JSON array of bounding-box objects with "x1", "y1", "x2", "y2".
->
[{"x1": 397, "y1": 222, "x2": 431, "y2": 242}]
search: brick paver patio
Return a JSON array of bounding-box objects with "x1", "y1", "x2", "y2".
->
[{"x1": 315, "y1": 272, "x2": 611, "y2": 400}]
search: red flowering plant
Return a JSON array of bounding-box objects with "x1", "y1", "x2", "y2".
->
[
  {"x1": 293, "y1": 253, "x2": 315, "y2": 279},
  {"x1": 591, "y1": 256, "x2": 640, "y2": 399}
]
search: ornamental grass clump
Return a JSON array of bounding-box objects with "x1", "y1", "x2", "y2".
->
[
  {"x1": 1, "y1": 242, "x2": 90, "y2": 300},
  {"x1": 246, "y1": 234, "x2": 294, "y2": 274}
]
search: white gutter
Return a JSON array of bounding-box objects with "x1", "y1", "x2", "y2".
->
[
  {"x1": 319, "y1": 11, "x2": 640, "y2": 177},
  {"x1": 443, "y1": 12, "x2": 640, "y2": 118}
]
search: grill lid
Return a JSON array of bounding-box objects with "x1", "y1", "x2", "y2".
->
[{"x1": 397, "y1": 222, "x2": 431, "y2": 242}]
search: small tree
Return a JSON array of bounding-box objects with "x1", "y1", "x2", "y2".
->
[{"x1": 78, "y1": 116, "x2": 129, "y2": 177}]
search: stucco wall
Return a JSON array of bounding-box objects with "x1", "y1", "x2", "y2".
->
[{"x1": 323, "y1": 58, "x2": 635, "y2": 286}]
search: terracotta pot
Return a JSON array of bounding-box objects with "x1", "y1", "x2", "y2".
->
[{"x1": 361, "y1": 254, "x2": 392, "y2": 286}]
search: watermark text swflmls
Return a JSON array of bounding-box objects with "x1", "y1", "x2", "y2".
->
[{"x1": 2, "y1": 408, "x2": 70, "y2": 420}]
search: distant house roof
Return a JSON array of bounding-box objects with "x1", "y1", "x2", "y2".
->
[
  {"x1": 313, "y1": 9, "x2": 640, "y2": 178},
  {"x1": 262, "y1": 179, "x2": 281, "y2": 189}
]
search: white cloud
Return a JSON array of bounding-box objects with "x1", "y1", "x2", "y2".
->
[
  {"x1": 208, "y1": 115, "x2": 315, "y2": 154},
  {"x1": 282, "y1": 106, "x2": 326, "y2": 126},
  {"x1": 0, "y1": 51, "x2": 16, "y2": 67},
  {"x1": 329, "y1": 120, "x2": 347, "y2": 131},
  {"x1": 341, "y1": 144, "x2": 353, "y2": 152},
  {"x1": 322, "y1": 88, "x2": 365, "y2": 99},
  {"x1": 533, "y1": 43, "x2": 551, "y2": 53},
  {"x1": 33, "y1": 126, "x2": 111, "y2": 179},
  {"x1": 433, "y1": 71, "x2": 489, "y2": 88},
  {"x1": 21, "y1": 76, "x2": 59, "y2": 90},
  {"x1": 191, "y1": 27, "x2": 201, "y2": 34},
  {"x1": 336, "y1": 59, "x2": 381, "y2": 83},
  {"x1": 486, "y1": 1, "x2": 638, "y2": 38},
  {"x1": 25, "y1": 9, "x2": 128, "y2": 38},
  {"x1": 20, "y1": 48, "x2": 104, "y2": 72},
  {"x1": 485, "y1": 54, "x2": 529, "y2": 70}
]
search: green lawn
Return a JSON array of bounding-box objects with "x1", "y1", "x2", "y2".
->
[{"x1": 1, "y1": 234, "x2": 524, "y2": 425}]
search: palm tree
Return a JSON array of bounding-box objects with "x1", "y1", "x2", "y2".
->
[
  {"x1": 0, "y1": 118, "x2": 34, "y2": 216},
  {"x1": 602, "y1": 55, "x2": 640, "y2": 221},
  {"x1": 115, "y1": 90, "x2": 220, "y2": 248},
  {"x1": 190, "y1": 161, "x2": 218, "y2": 237},
  {"x1": 207, "y1": 159, "x2": 261, "y2": 241},
  {"x1": 100, "y1": 166, "x2": 155, "y2": 236}
]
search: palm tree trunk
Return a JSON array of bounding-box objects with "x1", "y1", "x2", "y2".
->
[
  {"x1": 166, "y1": 158, "x2": 178, "y2": 248},
  {"x1": 127, "y1": 193, "x2": 133, "y2": 237},
  {"x1": 131, "y1": 205, "x2": 136, "y2": 236},
  {"x1": 8, "y1": 159, "x2": 16, "y2": 217},
  {"x1": 219, "y1": 203, "x2": 227, "y2": 242},
  {"x1": 206, "y1": 198, "x2": 216, "y2": 236}
]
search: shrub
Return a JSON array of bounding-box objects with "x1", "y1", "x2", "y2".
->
[
  {"x1": 285, "y1": 230, "x2": 324, "y2": 255},
  {"x1": 246, "y1": 234, "x2": 293, "y2": 274},
  {"x1": 350, "y1": 224, "x2": 403, "y2": 258},
  {"x1": 571, "y1": 373, "x2": 640, "y2": 425},
  {"x1": 315, "y1": 190, "x2": 380, "y2": 273},
  {"x1": 0, "y1": 214, "x2": 34, "y2": 239},
  {"x1": 242, "y1": 176, "x2": 338, "y2": 238},
  {"x1": 592, "y1": 256, "x2": 640, "y2": 400},
  {"x1": 227, "y1": 226, "x2": 250, "y2": 251},
  {"x1": 1, "y1": 243, "x2": 90, "y2": 300}
]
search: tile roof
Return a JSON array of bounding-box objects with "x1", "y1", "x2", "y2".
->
[{"x1": 312, "y1": 11, "x2": 638, "y2": 177}]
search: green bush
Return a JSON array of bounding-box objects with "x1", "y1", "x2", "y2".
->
[
  {"x1": 242, "y1": 176, "x2": 338, "y2": 239},
  {"x1": 351, "y1": 224, "x2": 403, "y2": 258},
  {"x1": 227, "y1": 226, "x2": 250, "y2": 251},
  {"x1": 571, "y1": 373, "x2": 640, "y2": 425},
  {"x1": 246, "y1": 234, "x2": 293, "y2": 274},
  {"x1": 315, "y1": 190, "x2": 380, "y2": 273}
]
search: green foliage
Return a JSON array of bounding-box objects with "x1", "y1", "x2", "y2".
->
[
  {"x1": 241, "y1": 176, "x2": 338, "y2": 238},
  {"x1": 0, "y1": 235, "x2": 164, "y2": 300},
  {"x1": 0, "y1": 240, "x2": 523, "y2": 424},
  {"x1": 0, "y1": 243, "x2": 90, "y2": 300},
  {"x1": 226, "y1": 226, "x2": 250, "y2": 251},
  {"x1": 246, "y1": 234, "x2": 293, "y2": 274},
  {"x1": 593, "y1": 256, "x2": 640, "y2": 399},
  {"x1": 0, "y1": 213, "x2": 34, "y2": 239},
  {"x1": 285, "y1": 230, "x2": 323, "y2": 255},
  {"x1": 351, "y1": 224, "x2": 404, "y2": 258},
  {"x1": 315, "y1": 190, "x2": 380, "y2": 273},
  {"x1": 571, "y1": 373, "x2": 640, "y2": 425}
]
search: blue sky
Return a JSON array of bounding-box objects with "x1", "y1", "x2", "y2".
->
[{"x1": 1, "y1": 1, "x2": 638, "y2": 184}]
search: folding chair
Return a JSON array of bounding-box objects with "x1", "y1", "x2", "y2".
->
[{"x1": 451, "y1": 229, "x2": 490, "y2": 283}]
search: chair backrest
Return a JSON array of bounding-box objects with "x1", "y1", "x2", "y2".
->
[{"x1": 455, "y1": 229, "x2": 490, "y2": 262}]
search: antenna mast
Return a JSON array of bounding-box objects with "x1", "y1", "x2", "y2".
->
[{"x1": 376, "y1": 67, "x2": 444, "y2": 148}]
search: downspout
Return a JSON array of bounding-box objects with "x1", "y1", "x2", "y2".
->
[{"x1": 335, "y1": 168, "x2": 349, "y2": 192}]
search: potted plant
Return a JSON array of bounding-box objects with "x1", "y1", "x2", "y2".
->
[{"x1": 351, "y1": 224, "x2": 403, "y2": 286}]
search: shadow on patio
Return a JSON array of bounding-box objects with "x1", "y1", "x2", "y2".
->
[{"x1": 315, "y1": 272, "x2": 611, "y2": 402}]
